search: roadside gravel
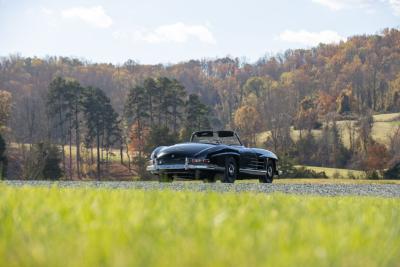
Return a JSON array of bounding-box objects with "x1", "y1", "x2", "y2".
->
[{"x1": 3, "y1": 180, "x2": 400, "y2": 198}]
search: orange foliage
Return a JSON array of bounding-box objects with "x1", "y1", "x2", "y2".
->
[
  {"x1": 234, "y1": 105, "x2": 261, "y2": 146},
  {"x1": 317, "y1": 91, "x2": 336, "y2": 115},
  {"x1": 364, "y1": 143, "x2": 390, "y2": 171}
]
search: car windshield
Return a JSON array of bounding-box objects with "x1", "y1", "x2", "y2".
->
[{"x1": 191, "y1": 131, "x2": 242, "y2": 146}]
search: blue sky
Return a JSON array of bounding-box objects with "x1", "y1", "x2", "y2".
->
[{"x1": 1, "y1": 0, "x2": 399, "y2": 64}]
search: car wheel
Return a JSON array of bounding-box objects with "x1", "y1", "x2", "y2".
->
[
  {"x1": 159, "y1": 173, "x2": 173, "y2": 183},
  {"x1": 259, "y1": 160, "x2": 274, "y2": 183},
  {"x1": 221, "y1": 157, "x2": 237, "y2": 183}
]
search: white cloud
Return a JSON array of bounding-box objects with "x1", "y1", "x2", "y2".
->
[
  {"x1": 61, "y1": 6, "x2": 112, "y2": 28},
  {"x1": 131, "y1": 23, "x2": 216, "y2": 44},
  {"x1": 311, "y1": 0, "x2": 372, "y2": 10},
  {"x1": 41, "y1": 7, "x2": 54, "y2": 15},
  {"x1": 311, "y1": 0, "x2": 400, "y2": 15},
  {"x1": 388, "y1": 0, "x2": 400, "y2": 15},
  {"x1": 278, "y1": 30, "x2": 346, "y2": 46}
]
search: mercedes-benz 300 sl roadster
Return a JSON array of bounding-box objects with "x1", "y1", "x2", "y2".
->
[{"x1": 146, "y1": 130, "x2": 279, "y2": 183}]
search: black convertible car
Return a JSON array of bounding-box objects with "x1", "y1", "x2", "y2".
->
[{"x1": 147, "y1": 130, "x2": 279, "y2": 183}]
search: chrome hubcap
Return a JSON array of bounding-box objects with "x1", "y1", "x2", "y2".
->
[
  {"x1": 267, "y1": 166, "x2": 273, "y2": 177},
  {"x1": 228, "y1": 164, "x2": 235, "y2": 176}
]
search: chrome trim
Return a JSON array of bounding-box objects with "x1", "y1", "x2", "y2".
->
[
  {"x1": 239, "y1": 168, "x2": 268, "y2": 175},
  {"x1": 185, "y1": 157, "x2": 189, "y2": 170},
  {"x1": 147, "y1": 163, "x2": 224, "y2": 173}
]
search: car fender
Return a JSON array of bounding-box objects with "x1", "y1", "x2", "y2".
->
[
  {"x1": 252, "y1": 148, "x2": 278, "y2": 160},
  {"x1": 151, "y1": 146, "x2": 167, "y2": 159},
  {"x1": 209, "y1": 151, "x2": 241, "y2": 167}
]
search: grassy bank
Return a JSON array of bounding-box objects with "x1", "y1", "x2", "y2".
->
[{"x1": 0, "y1": 185, "x2": 399, "y2": 267}]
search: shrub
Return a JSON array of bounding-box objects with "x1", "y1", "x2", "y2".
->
[
  {"x1": 347, "y1": 171, "x2": 356, "y2": 180},
  {"x1": 279, "y1": 156, "x2": 327, "y2": 178},
  {"x1": 384, "y1": 161, "x2": 400, "y2": 179},
  {"x1": 42, "y1": 145, "x2": 63, "y2": 180},
  {"x1": 290, "y1": 167, "x2": 328, "y2": 179},
  {"x1": 23, "y1": 143, "x2": 63, "y2": 180},
  {"x1": 365, "y1": 170, "x2": 381, "y2": 180}
]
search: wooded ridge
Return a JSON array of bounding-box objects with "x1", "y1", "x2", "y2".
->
[{"x1": 1, "y1": 28, "x2": 400, "y2": 179}]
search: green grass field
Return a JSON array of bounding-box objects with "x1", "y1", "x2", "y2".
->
[{"x1": 1, "y1": 185, "x2": 399, "y2": 267}]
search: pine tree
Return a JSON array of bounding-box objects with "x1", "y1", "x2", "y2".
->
[
  {"x1": 181, "y1": 94, "x2": 211, "y2": 140},
  {"x1": 48, "y1": 77, "x2": 68, "y2": 175},
  {"x1": 125, "y1": 85, "x2": 149, "y2": 156},
  {"x1": 83, "y1": 87, "x2": 120, "y2": 179}
]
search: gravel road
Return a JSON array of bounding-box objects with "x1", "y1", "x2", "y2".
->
[{"x1": 3, "y1": 180, "x2": 400, "y2": 197}]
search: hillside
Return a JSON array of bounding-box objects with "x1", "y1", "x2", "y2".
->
[
  {"x1": 256, "y1": 112, "x2": 400, "y2": 147},
  {"x1": 1, "y1": 28, "x2": 400, "y2": 179},
  {"x1": 1, "y1": 29, "x2": 399, "y2": 141}
]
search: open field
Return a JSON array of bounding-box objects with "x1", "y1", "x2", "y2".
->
[
  {"x1": 0, "y1": 185, "x2": 399, "y2": 267},
  {"x1": 297, "y1": 165, "x2": 365, "y2": 178},
  {"x1": 256, "y1": 112, "x2": 400, "y2": 147},
  {"x1": 9, "y1": 143, "x2": 129, "y2": 163}
]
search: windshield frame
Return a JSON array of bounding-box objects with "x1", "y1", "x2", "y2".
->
[{"x1": 190, "y1": 131, "x2": 243, "y2": 146}]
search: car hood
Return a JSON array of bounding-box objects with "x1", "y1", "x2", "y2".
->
[{"x1": 156, "y1": 143, "x2": 215, "y2": 159}]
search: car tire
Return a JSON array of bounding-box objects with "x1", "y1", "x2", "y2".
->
[
  {"x1": 159, "y1": 173, "x2": 173, "y2": 183},
  {"x1": 221, "y1": 157, "x2": 237, "y2": 183},
  {"x1": 259, "y1": 160, "x2": 274, "y2": 183}
]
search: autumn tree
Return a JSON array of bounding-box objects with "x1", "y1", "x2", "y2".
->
[
  {"x1": 386, "y1": 74, "x2": 400, "y2": 111},
  {"x1": 364, "y1": 143, "x2": 389, "y2": 172},
  {"x1": 355, "y1": 112, "x2": 374, "y2": 154},
  {"x1": 128, "y1": 122, "x2": 150, "y2": 176},
  {"x1": 125, "y1": 85, "x2": 150, "y2": 173},
  {"x1": 337, "y1": 88, "x2": 354, "y2": 114},
  {"x1": 295, "y1": 96, "x2": 319, "y2": 137},
  {"x1": 316, "y1": 118, "x2": 350, "y2": 167},
  {"x1": 234, "y1": 105, "x2": 261, "y2": 146}
]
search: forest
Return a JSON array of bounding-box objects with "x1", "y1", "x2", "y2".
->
[{"x1": 0, "y1": 28, "x2": 400, "y2": 180}]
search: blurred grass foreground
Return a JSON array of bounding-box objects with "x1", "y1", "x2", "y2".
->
[{"x1": 0, "y1": 185, "x2": 399, "y2": 267}]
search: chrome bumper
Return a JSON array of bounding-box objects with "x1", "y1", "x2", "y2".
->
[{"x1": 146, "y1": 163, "x2": 223, "y2": 174}]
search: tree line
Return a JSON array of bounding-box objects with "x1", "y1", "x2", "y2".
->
[
  {"x1": 0, "y1": 75, "x2": 210, "y2": 179},
  {"x1": 0, "y1": 28, "x2": 400, "y2": 179},
  {"x1": 125, "y1": 77, "x2": 210, "y2": 176},
  {"x1": 47, "y1": 77, "x2": 120, "y2": 179}
]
